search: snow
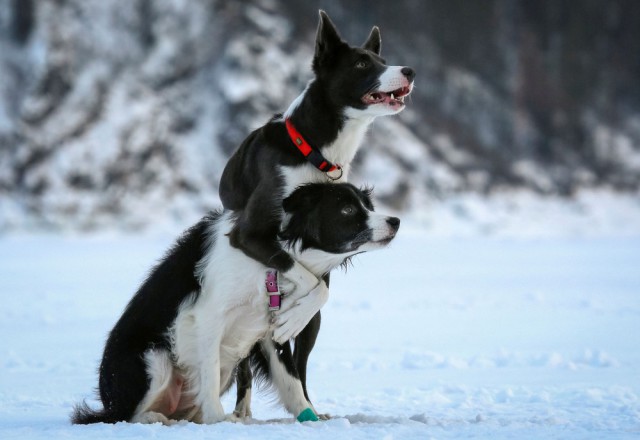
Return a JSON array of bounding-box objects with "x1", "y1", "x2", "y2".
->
[
  {"x1": 409, "y1": 189, "x2": 640, "y2": 239},
  {"x1": 1, "y1": 227, "x2": 639, "y2": 439}
]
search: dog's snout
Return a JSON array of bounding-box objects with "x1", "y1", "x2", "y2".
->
[
  {"x1": 386, "y1": 216, "x2": 400, "y2": 231},
  {"x1": 401, "y1": 67, "x2": 415, "y2": 81}
]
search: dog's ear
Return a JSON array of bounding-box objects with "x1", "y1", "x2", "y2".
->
[
  {"x1": 358, "y1": 184, "x2": 375, "y2": 210},
  {"x1": 283, "y1": 184, "x2": 325, "y2": 214},
  {"x1": 283, "y1": 185, "x2": 315, "y2": 214},
  {"x1": 313, "y1": 10, "x2": 344, "y2": 71},
  {"x1": 281, "y1": 185, "x2": 323, "y2": 247},
  {"x1": 362, "y1": 26, "x2": 381, "y2": 55},
  {"x1": 282, "y1": 193, "x2": 299, "y2": 214}
]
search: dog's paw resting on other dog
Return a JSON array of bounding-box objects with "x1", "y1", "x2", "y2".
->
[{"x1": 272, "y1": 280, "x2": 329, "y2": 344}]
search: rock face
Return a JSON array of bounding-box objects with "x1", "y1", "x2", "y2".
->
[{"x1": 1, "y1": 0, "x2": 639, "y2": 231}]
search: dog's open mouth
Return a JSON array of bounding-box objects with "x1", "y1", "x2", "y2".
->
[{"x1": 362, "y1": 84, "x2": 413, "y2": 107}]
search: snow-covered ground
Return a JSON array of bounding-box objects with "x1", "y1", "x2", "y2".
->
[{"x1": 1, "y1": 227, "x2": 639, "y2": 439}]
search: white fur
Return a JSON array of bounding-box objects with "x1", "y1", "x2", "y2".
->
[
  {"x1": 281, "y1": 260, "x2": 320, "y2": 297},
  {"x1": 368, "y1": 211, "x2": 395, "y2": 242},
  {"x1": 131, "y1": 350, "x2": 176, "y2": 425},
  {"x1": 170, "y1": 212, "x2": 270, "y2": 423},
  {"x1": 377, "y1": 65, "x2": 411, "y2": 93},
  {"x1": 272, "y1": 280, "x2": 329, "y2": 344},
  {"x1": 260, "y1": 338, "x2": 312, "y2": 415}
]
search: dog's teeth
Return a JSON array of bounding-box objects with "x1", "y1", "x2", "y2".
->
[{"x1": 390, "y1": 93, "x2": 395, "y2": 100}]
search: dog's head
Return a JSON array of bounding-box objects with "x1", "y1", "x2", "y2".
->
[
  {"x1": 280, "y1": 183, "x2": 400, "y2": 273},
  {"x1": 312, "y1": 10, "x2": 415, "y2": 118}
]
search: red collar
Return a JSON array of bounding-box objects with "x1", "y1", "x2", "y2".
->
[{"x1": 285, "y1": 119, "x2": 343, "y2": 180}]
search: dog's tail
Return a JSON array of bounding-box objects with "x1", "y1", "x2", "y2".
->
[{"x1": 70, "y1": 400, "x2": 124, "y2": 425}]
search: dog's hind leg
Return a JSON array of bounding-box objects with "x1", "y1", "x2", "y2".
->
[
  {"x1": 233, "y1": 358, "x2": 253, "y2": 419},
  {"x1": 130, "y1": 349, "x2": 184, "y2": 425}
]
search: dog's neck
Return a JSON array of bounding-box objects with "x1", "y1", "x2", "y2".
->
[
  {"x1": 286, "y1": 242, "x2": 358, "y2": 278},
  {"x1": 283, "y1": 80, "x2": 374, "y2": 173}
]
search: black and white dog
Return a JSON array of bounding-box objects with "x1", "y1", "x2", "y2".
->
[
  {"x1": 71, "y1": 183, "x2": 400, "y2": 425},
  {"x1": 219, "y1": 11, "x2": 414, "y2": 417}
]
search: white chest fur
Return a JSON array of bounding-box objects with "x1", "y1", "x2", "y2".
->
[{"x1": 171, "y1": 213, "x2": 271, "y2": 377}]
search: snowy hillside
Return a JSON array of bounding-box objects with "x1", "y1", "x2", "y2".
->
[
  {"x1": 1, "y1": 231, "x2": 639, "y2": 439},
  {"x1": 1, "y1": 0, "x2": 640, "y2": 234}
]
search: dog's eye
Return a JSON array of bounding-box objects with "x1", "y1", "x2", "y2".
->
[
  {"x1": 355, "y1": 60, "x2": 368, "y2": 69},
  {"x1": 341, "y1": 205, "x2": 355, "y2": 216}
]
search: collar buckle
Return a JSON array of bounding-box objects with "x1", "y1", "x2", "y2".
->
[{"x1": 326, "y1": 165, "x2": 343, "y2": 181}]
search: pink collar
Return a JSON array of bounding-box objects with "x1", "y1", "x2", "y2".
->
[{"x1": 266, "y1": 270, "x2": 281, "y2": 311}]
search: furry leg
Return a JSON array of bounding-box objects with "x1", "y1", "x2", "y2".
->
[
  {"x1": 194, "y1": 344, "x2": 226, "y2": 424},
  {"x1": 130, "y1": 349, "x2": 184, "y2": 424},
  {"x1": 260, "y1": 339, "x2": 315, "y2": 419},
  {"x1": 233, "y1": 358, "x2": 253, "y2": 419}
]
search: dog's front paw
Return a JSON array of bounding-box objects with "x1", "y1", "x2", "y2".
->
[
  {"x1": 272, "y1": 281, "x2": 329, "y2": 344},
  {"x1": 232, "y1": 396, "x2": 252, "y2": 420},
  {"x1": 200, "y1": 402, "x2": 227, "y2": 424},
  {"x1": 225, "y1": 413, "x2": 245, "y2": 423},
  {"x1": 278, "y1": 276, "x2": 296, "y2": 296},
  {"x1": 272, "y1": 309, "x2": 307, "y2": 344}
]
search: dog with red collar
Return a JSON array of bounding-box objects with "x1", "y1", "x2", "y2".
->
[
  {"x1": 71, "y1": 183, "x2": 399, "y2": 425},
  {"x1": 219, "y1": 10, "x2": 414, "y2": 418}
]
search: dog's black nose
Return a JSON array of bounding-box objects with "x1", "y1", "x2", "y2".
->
[
  {"x1": 401, "y1": 67, "x2": 415, "y2": 81},
  {"x1": 387, "y1": 216, "x2": 401, "y2": 231}
]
